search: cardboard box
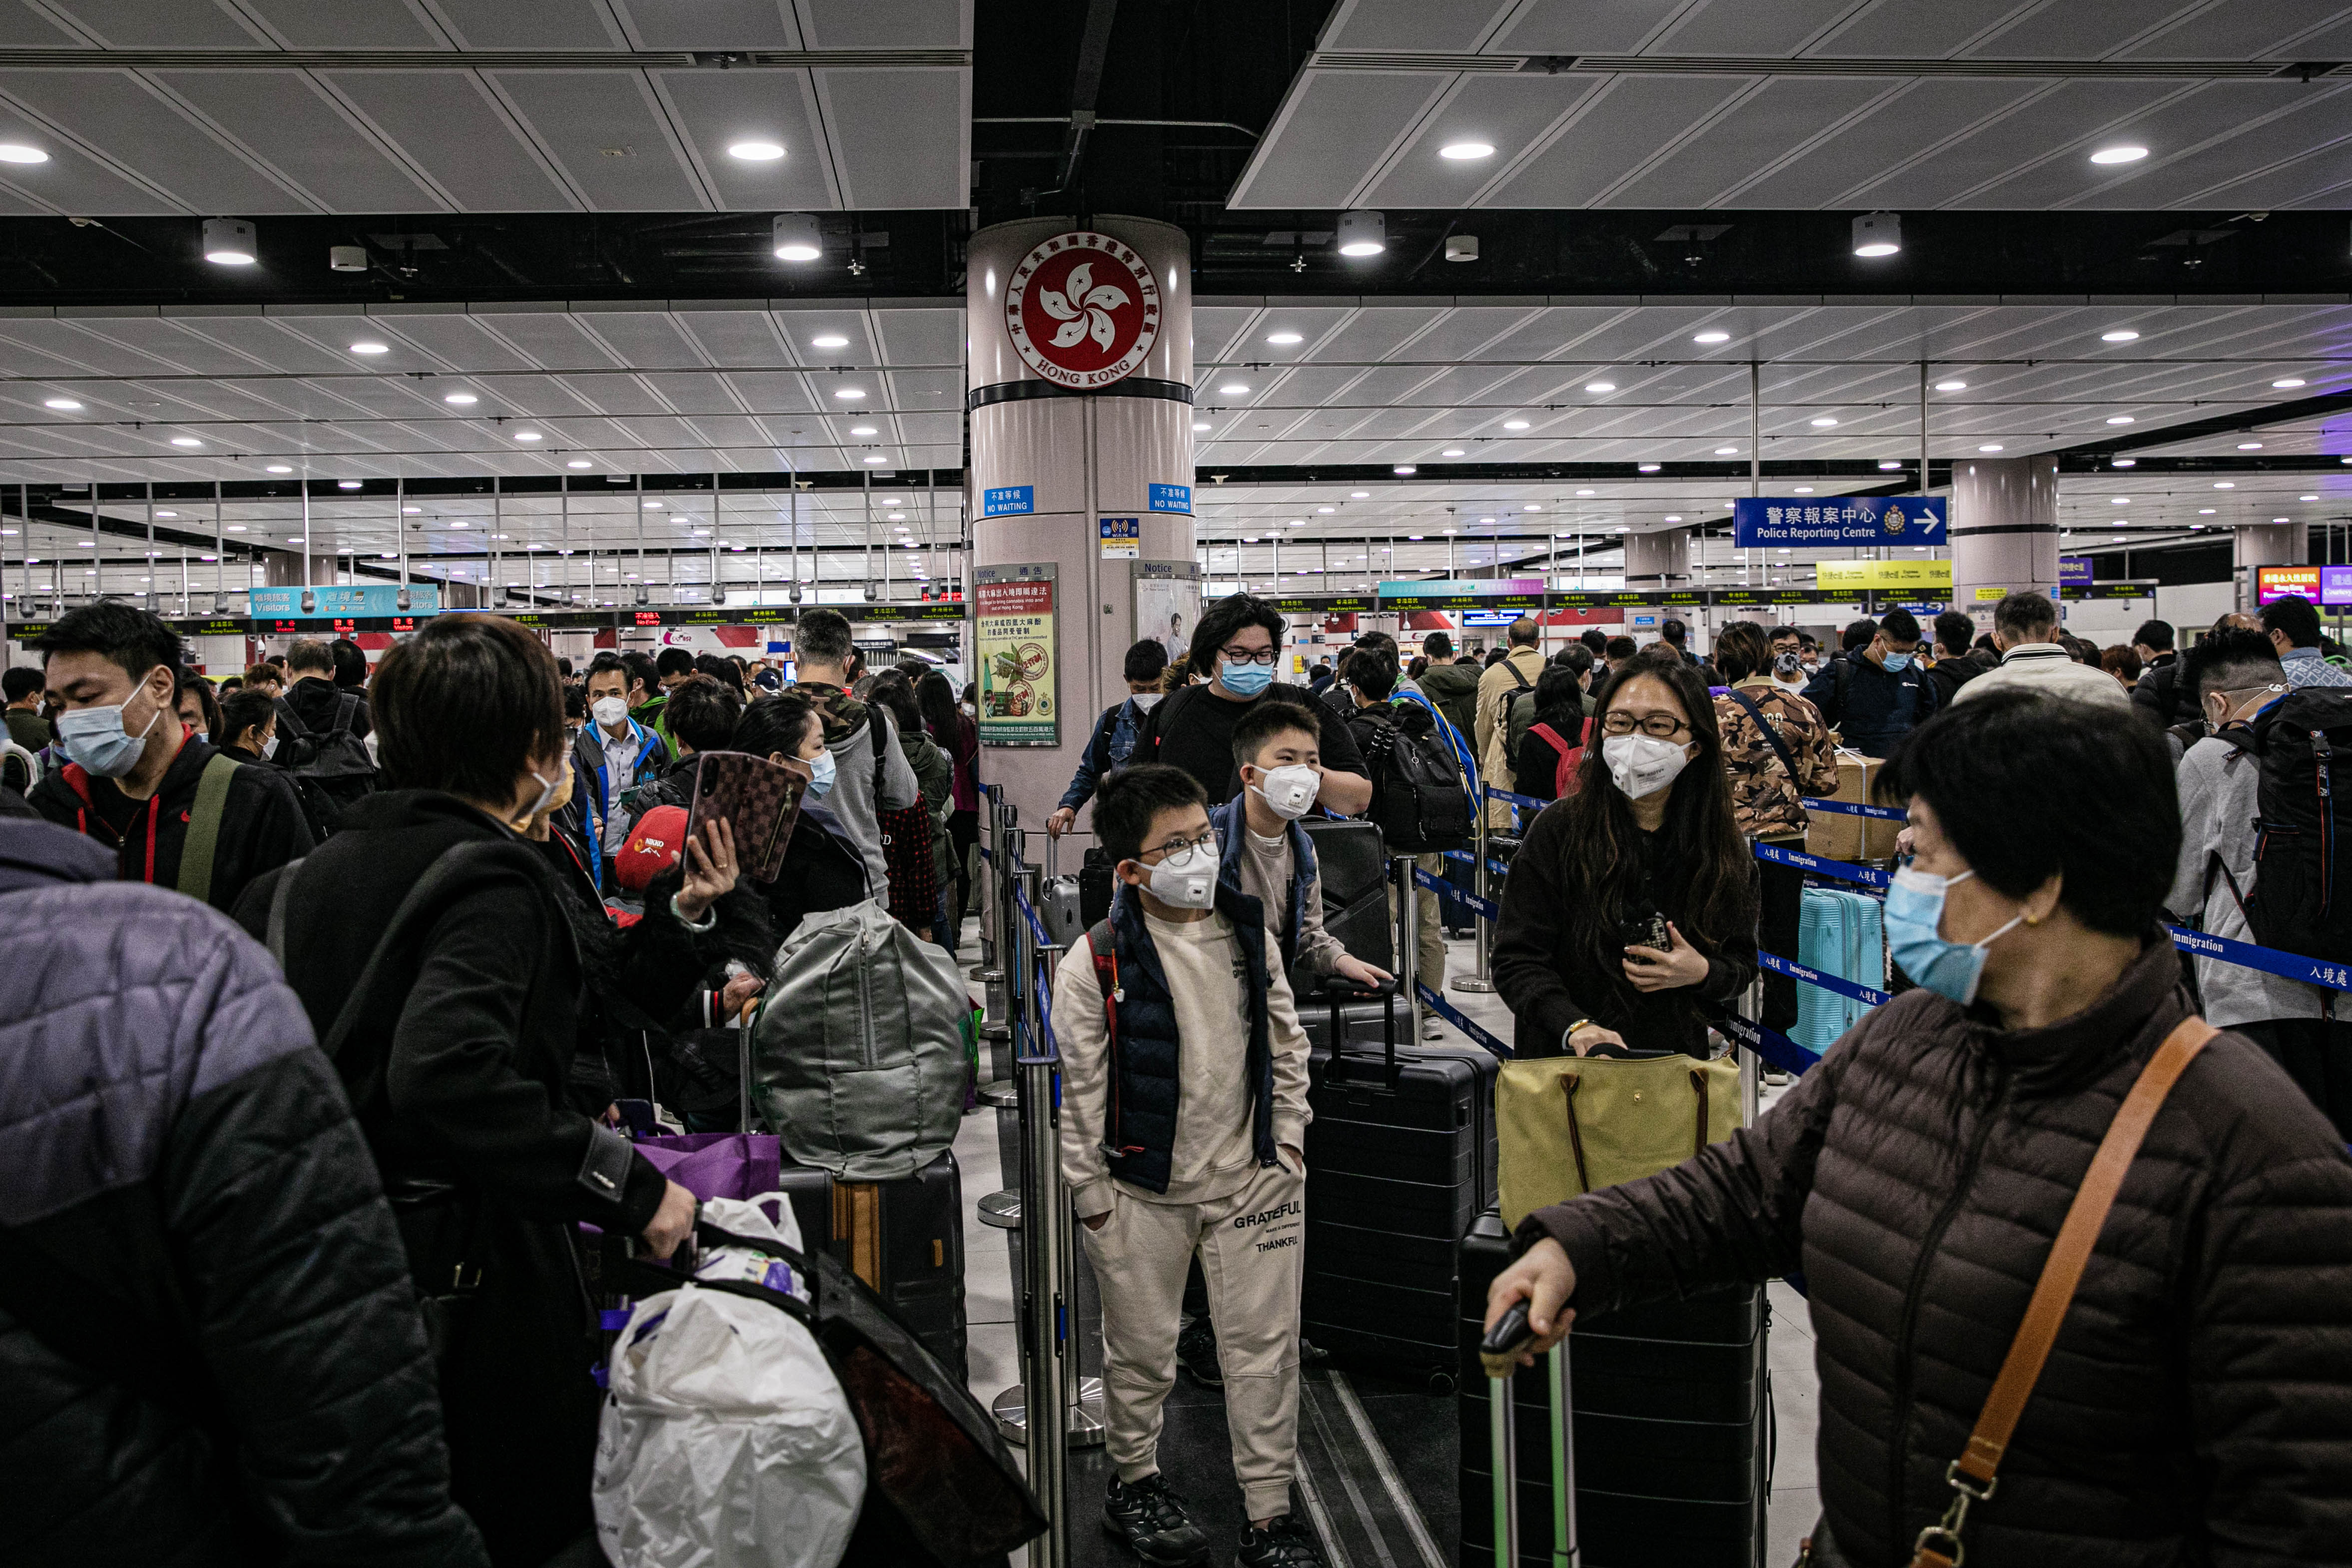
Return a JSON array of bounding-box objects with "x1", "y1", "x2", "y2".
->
[{"x1": 1807, "y1": 751, "x2": 1900, "y2": 863}]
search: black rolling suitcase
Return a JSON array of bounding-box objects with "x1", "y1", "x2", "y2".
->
[
  {"x1": 1300, "y1": 981, "x2": 1498, "y2": 1389},
  {"x1": 1458, "y1": 1209, "x2": 1769, "y2": 1568},
  {"x1": 775, "y1": 1149, "x2": 969, "y2": 1381}
]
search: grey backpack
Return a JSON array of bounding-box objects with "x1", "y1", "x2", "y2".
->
[{"x1": 753, "y1": 899, "x2": 968, "y2": 1180}]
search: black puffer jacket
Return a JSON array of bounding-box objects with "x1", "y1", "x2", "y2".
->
[
  {"x1": 0, "y1": 817, "x2": 484, "y2": 1568},
  {"x1": 1520, "y1": 934, "x2": 2352, "y2": 1567}
]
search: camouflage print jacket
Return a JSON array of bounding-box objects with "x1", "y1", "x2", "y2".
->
[{"x1": 1712, "y1": 680, "x2": 1839, "y2": 841}]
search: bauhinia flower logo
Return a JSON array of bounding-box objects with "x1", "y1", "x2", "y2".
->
[
  {"x1": 1004, "y1": 231, "x2": 1162, "y2": 389},
  {"x1": 1036, "y1": 259, "x2": 1128, "y2": 351}
]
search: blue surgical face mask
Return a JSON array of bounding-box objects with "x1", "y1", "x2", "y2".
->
[
  {"x1": 1884, "y1": 864, "x2": 2026, "y2": 1007},
  {"x1": 805, "y1": 748, "x2": 836, "y2": 799},
  {"x1": 1220, "y1": 660, "x2": 1274, "y2": 697},
  {"x1": 1882, "y1": 651, "x2": 1913, "y2": 673},
  {"x1": 57, "y1": 678, "x2": 165, "y2": 779}
]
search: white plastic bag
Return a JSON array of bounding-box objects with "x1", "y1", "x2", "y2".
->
[{"x1": 594, "y1": 1196, "x2": 866, "y2": 1568}]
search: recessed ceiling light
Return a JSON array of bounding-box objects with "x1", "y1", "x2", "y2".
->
[
  {"x1": 2302, "y1": 494, "x2": 2320, "y2": 501},
  {"x1": 1501, "y1": 419, "x2": 1531, "y2": 432},
  {"x1": 1317, "y1": 505, "x2": 1336, "y2": 514},
  {"x1": 2273, "y1": 516, "x2": 2292, "y2": 523},
  {"x1": 1810, "y1": 416, "x2": 1838, "y2": 427},
  {"x1": 1439, "y1": 141, "x2": 1494, "y2": 160},
  {"x1": 450, "y1": 521, "x2": 467, "y2": 528},
  {"x1": 1266, "y1": 331, "x2": 1303, "y2": 345},
  {"x1": 2198, "y1": 508, "x2": 2217, "y2": 515},
  {"x1": 862, "y1": 454, "x2": 887, "y2": 464},
  {"x1": 513, "y1": 430, "x2": 542, "y2": 441},
  {"x1": 338, "y1": 479, "x2": 362, "y2": 490},
  {"x1": 849, "y1": 424, "x2": 878, "y2": 436},
  {"x1": 567, "y1": 459, "x2": 591, "y2": 469},
  {"x1": 1879, "y1": 460, "x2": 1903, "y2": 470},
  {"x1": 1287, "y1": 519, "x2": 1304, "y2": 526},
  {"x1": 43, "y1": 397, "x2": 80, "y2": 410},
  {"x1": 170, "y1": 436, "x2": 201, "y2": 448},
  {"x1": 1715, "y1": 446, "x2": 1739, "y2": 455},
  {"x1": 402, "y1": 506, "x2": 421, "y2": 515},
  {"x1": 1393, "y1": 464, "x2": 1416, "y2": 475},
  {"x1": 444, "y1": 392, "x2": 478, "y2": 405},
  {"x1": 349, "y1": 341, "x2": 388, "y2": 355},
  {"x1": 1441, "y1": 447, "x2": 1465, "y2": 457},
  {"x1": 1218, "y1": 383, "x2": 1250, "y2": 396},
  {"x1": 2089, "y1": 145, "x2": 2148, "y2": 165},
  {"x1": 154, "y1": 510, "x2": 175, "y2": 518},
  {"x1": 2106, "y1": 415, "x2": 2134, "y2": 425},
  {"x1": 1663, "y1": 514, "x2": 1683, "y2": 523},
  {"x1": 834, "y1": 388, "x2": 865, "y2": 401},
  {"x1": 1478, "y1": 516, "x2": 1496, "y2": 524},
  {"x1": 2274, "y1": 378, "x2": 2307, "y2": 389},
  {"x1": 1522, "y1": 503, "x2": 1541, "y2": 512},
  {"x1": 1639, "y1": 462, "x2": 1661, "y2": 473},
  {"x1": 74, "y1": 539, "x2": 91, "y2": 547},
  {"x1": 1576, "y1": 488, "x2": 1595, "y2": 496},
  {"x1": 1693, "y1": 330, "x2": 1730, "y2": 345},
  {"x1": 644, "y1": 500, "x2": 663, "y2": 509},
  {"x1": 1794, "y1": 486, "x2": 1814, "y2": 495},
  {"x1": 266, "y1": 464, "x2": 292, "y2": 474},
  {"x1": 727, "y1": 140, "x2": 786, "y2": 161},
  {"x1": 0, "y1": 143, "x2": 48, "y2": 164},
  {"x1": 1442, "y1": 528, "x2": 1456, "y2": 535},
  {"x1": 1978, "y1": 444, "x2": 2004, "y2": 452},
  {"x1": 2111, "y1": 497, "x2": 2130, "y2": 504},
  {"x1": 1585, "y1": 381, "x2": 1616, "y2": 394},
  {"x1": 1934, "y1": 380, "x2": 1966, "y2": 392},
  {"x1": 2237, "y1": 441, "x2": 2263, "y2": 450},
  {"x1": 2214, "y1": 481, "x2": 2235, "y2": 489},
  {"x1": 2101, "y1": 329, "x2": 2140, "y2": 343},
  {"x1": 2112, "y1": 458, "x2": 2135, "y2": 468}
]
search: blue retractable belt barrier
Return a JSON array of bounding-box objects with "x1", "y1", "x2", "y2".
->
[
  {"x1": 1415, "y1": 982, "x2": 1516, "y2": 1058},
  {"x1": 1760, "y1": 949, "x2": 1890, "y2": 1008},
  {"x1": 1413, "y1": 864, "x2": 1501, "y2": 922},
  {"x1": 1800, "y1": 797, "x2": 1906, "y2": 821},
  {"x1": 1441, "y1": 848, "x2": 1514, "y2": 878},
  {"x1": 1715, "y1": 1011, "x2": 1824, "y2": 1077},
  {"x1": 1483, "y1": 784, "x2": 1548, "y2": 816},
  {"x1": 1753, "y1": 838, "x2": 1891, "y2": 889},
  {"x1": 2166, "y1": 924, "x2": 2352, "y2": 994}
]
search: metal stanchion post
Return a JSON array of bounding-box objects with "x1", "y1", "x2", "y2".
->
[
  {"x1": 1489, "y1": 1360, "x2": 1519, "y2": 1567},
  {"x1": 1551, "y1": 1344, "x2": 1578, "y2": 1568},
  {"x1": 1454, "y1": 796, "x2": 1497, "y2": 994},
  {"x1": 1396, "y1": 855, "x2": 1422, "y2": 1039},
  {"x1": 980, "y1": 795, "x2": 1012, "y2": 1054},
  {"x1": 1014, "y1": 861, "x2": 1070, "y2": 1568}
]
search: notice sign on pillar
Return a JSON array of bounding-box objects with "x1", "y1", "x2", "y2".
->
[
  {"x1": 1098, "y1": 516, "x2": 1141, "y2": 559},
  {"x1": 975, "y1": 564, "x2": 1059, "y2": 747},
  {"x1": 1733, "y1": 496, "x2": 1946, "y2": 548}
]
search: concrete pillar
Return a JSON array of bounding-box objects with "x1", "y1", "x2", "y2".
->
[
  {"x1": 2233, "y1": 523, "x2": 2305, "y2": 611},
  {"x1": 1949, "y1": 454, "x2": 2060, "y2": 633},
  {"x1": 967, "y1": 217, "x2": 1194, "y2": 828},
  {"x1": 1623, "y1": 525, "x2": 1691, "y2": 587}
]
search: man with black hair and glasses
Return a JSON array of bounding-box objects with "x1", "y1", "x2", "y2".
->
[
  {"x1": 28, "y1": 601, "x2": 311, "y2": 911},
  {"x1": 1134, "y1": 592, "x2": 1372, "y2": 817}
]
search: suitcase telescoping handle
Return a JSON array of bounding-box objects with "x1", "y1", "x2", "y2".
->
[
  {"x1": 1319, "y1": 975, "x2": 1400, "y2": 1085},
  {"x1": 1480, "y1": 1299, "x2": 1578, "y2": 1567}
]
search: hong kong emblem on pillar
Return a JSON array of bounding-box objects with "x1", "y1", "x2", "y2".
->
[{"x1": 1004, "y1": 231, "x2": 1161, "y2": 389}]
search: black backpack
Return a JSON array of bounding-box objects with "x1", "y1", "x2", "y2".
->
[
  {"x1": 274, "y1": 692, "x2": 377, "y2": 833},
  {"x1": 1366, "y1": 705, "x2": 1472, "y2": 855},
  {"x1": 2232, "y1": 688, "x2": 2352, "y2": 963}
]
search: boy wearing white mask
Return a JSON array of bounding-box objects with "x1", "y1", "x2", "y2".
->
[
  {"x1": 1210, "y1": 697, "x2": 1391, "y2": 995},
  {"x1": 568, "y1": 652, "x2": 670, "y2": 891},
  {"x1": 1053, "y1": 763, "x2": 1327, "y2": 1568}
]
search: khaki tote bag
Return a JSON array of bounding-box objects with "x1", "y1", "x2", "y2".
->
[{"x1": 1497, "y1": 1050, "x2": 1742, "y2": 1226}]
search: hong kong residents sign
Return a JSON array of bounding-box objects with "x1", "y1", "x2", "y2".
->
[
  {"x1": 1733, "y1": 496, "x2": 1946, "y2": 548},
  {"x1": 1004, "y1": 231, "x2": 1162, "y2": 389}
]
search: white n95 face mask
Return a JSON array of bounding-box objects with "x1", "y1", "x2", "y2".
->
[
  {"x1": 1143, "y1": 838, "x2": 1218, "y2": 909},
  {"x1": 1253, "y1": 763, "x2": 1320, "y2": 821},
  {"x1": 591, "y1": 696, "x2": 628, "y2": 728},
  {"x1": 1602, "y1": 734, "x2": 1691, "y2": 800}
]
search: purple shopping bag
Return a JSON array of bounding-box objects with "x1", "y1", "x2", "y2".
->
[{"x1": 632, "y1": 1131, "x2": 782, "y2": 1202}]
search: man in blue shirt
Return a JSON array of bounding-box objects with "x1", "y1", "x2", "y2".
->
[
  {"x1": 2262, "y1": 593, "x2": 2352, "y2": 688},
  {"x1": 1047, "y1": 638, "x2": 1170, "y2": 837},
  {"x1": 1803, "y1": 607, "x2": 1938, "y2": 757}
]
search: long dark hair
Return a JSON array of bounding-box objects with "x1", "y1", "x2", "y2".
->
[
  {"x1": 915, "y1": 668, "x2": 961, "y2": 747},
  {"x1": 1554, "y1": 657, "x2": 1752, "y2": 1016}
]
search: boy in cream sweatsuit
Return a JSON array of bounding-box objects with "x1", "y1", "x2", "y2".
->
[{"x1": 1052, "y1": 763, "x2": 1323, "y2": 1568}]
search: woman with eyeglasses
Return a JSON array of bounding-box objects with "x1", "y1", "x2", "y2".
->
[
  {"x1": 1131, "y1": 591, "x2": 1374, "y2": 817},
  {"x1": 1492, "y1": 651, "x2": 1758, "y2": 1057}
]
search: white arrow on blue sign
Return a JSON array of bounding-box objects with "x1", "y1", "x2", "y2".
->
[{"x1": 1732, "y1": 496, "x2": 1946, "y2": 548}]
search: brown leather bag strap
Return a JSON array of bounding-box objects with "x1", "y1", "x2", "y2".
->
[
  {"x1": 1911, "y1": 1014, "x2": 2217, "y2": 1568},
  {"x1": 1560, "y1": 1075, "x2": 1591, "y2": 1195}
]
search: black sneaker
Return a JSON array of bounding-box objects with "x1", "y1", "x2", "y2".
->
[
  {"x1": 1297, "y1": 1335, "x2": 1330, "y2": 1368},
  {"x1": 1235, "y1": 1513, "x2": 1325, "y2": 1567},
  {"x1": 1177, "y1": 1316, "x2": 1223, "y2": 1387},
  {"x1": 1102, "y1": 1473, "x2": 1211, "y2": 1566}
]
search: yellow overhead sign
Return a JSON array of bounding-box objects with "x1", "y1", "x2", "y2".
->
[{"x1": 1814, "y1": 559, "x2": 1954, "y2": 592}]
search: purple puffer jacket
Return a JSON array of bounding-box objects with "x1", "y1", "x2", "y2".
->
[{"x1": 0, "y1": 817, "x2": 486, "y2": 1568}]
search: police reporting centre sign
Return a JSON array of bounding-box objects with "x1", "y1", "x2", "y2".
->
[{"x1": 1732, "y1": 496, "x2": 1945, "y2": 548}]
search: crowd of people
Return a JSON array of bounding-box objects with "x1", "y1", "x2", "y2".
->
[{"x1": 5, "y1": 579, "x2": 2351, "y2": 1568}]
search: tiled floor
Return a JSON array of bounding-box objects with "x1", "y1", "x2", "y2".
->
[{"x1": 962, "y1": 921, "x2": 1823, "y2": 1567}]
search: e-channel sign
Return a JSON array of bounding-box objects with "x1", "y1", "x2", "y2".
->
[
  {"x1": 981, "y1": 485, "x2": 1036, "y2": 518},
  {"x1": 1733, "y1": 496, "x2": 1946, "y2": 549}
]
